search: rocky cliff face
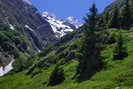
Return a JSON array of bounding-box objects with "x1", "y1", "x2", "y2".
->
[
  {"x1": 0, "y1": 0, "x2": 59, "y2": 74},
  {"x1": 0, "y1": 0, "x2": 57, "y2": 50}
]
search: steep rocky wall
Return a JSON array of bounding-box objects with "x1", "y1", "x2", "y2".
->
[{"x1": 0, "y1": 0, "x2": 58, "y2": 50}]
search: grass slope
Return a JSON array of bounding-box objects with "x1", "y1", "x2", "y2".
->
[{"x1": 0, "y1": 29, "x2": 133, "y2": 89}]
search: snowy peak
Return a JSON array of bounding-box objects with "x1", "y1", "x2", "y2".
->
[
  {"x1": 42, "y1": 12, "x2": 56, "y2": 19},
  {"x1": 66, "y1": 16, "x2": 81, "y2": 29},
  {"x1": 42, "y1": 12, "x2": 81, "y2": 38}
]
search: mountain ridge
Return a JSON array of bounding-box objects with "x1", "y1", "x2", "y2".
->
[{"x1": 42, "y1": 11, "x2": 81, "y2": 38}]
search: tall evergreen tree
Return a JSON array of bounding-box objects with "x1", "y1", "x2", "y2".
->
[
  {"x1": 108, "y1": 7, "x2": 120, "y2": 29},
  {"x1": 97, "y1": 16, "x2": 105, "y2": 29},
  {"x1": 113, "y1": 31, "x2": 128, "y2": 60},
  {"x1": 121, "y1": 0, "x2": 132, "y2": 29},
  {"x1": 48, "y1": 66, "x2": 65, "y2": 86},
  {"x1": 104, "y1": 11, "x2": 110, "y2": 29},
  {"x1": 76, "y1": 3, "x2": 103, "y2": 81}
]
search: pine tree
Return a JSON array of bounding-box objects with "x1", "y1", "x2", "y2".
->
[
  {"x1": 104, "y1": 11, "x2": 110, "y2": 29},
  {"x1": 97, "y1": 16, "x2": 105, "y2": 29},
  {"x1": 113, "y1": 32, "x2": 128, "y2": 60},
  {"x1": 121, "y1": 0, "x2": 132, "y2": 29},
  {"x1": 108, "y1": 7, "x2": 120, "y2": 29},
  {"x1": 48, "y1": 66, "x2": 65, "y2": 86},
  {"x1": 77, "y1": 3, "x2": 103, "y2": 81}
]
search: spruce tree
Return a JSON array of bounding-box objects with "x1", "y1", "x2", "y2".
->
[
  {"x1": 77, "y1": 3, "x2": 103, "y2": 81},
  {"x1": 108, "y1": 7, "x2": 120, "y2": 29},
  {"x1": 97, "y1": 16, "x2": 105, "y2": 29},
  {"x1": 104, "y1": 11, "x2": 110, "y2": 29},
  {"x1": 121, "y1": 0, "x2": 132, "y2": 29},
  {"x1": 48, "y1": 66, "x2": 65, "y2": 86},
  {"x1": 113, "y1": 32, "x2": 128, "y2": 60}
]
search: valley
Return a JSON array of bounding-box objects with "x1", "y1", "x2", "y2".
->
[{"x1": 0, "y1": 0, "x2": 133, "y2": 89}]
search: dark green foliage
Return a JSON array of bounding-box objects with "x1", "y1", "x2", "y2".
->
[
  {"x1": 76, "y1": 4, "x2": 103, "y2": 81},
  {"x1": 38, "y1": 44, "x2": 53, "y2": 57},
  {"x1": 103, "y1": 11, "x2": 110, "y2": 29},
  {"x1": 48, "y1": 66, "x2": 65, "y2": 86},
  {"x1": 113, "y1": 32, "x2": 128, "y2": 60},
  {"x1": 13, "y1": 55, "x2": 27, "y2": 72},
  {"x1": 121, "y1": 0, "x2": 132, "y2": 29},
  {"x1": 108, "y1": 7, "x2": 120, "y2": 29},
  {"x1": 107, "y1": 33, "x2": 116, "y2": 44},
  {"x1": 104, "y1": 0, "x2": 133, "y2": 29},
  {"x1": 0, "y1": 30, "x2": 29, "y2": 54},
  {"x1": 0, "y1": 30, "x2": 17, "y2": 52},
  {"x1": 97, "y1": 16, "x2": 105, "y2": 30},
  {"x1": 0, "y1": 29, "x2": 33, "y2": 72},
  {"x1": 26, "y1": 64, "x2": 36, "y2": 75},
  {"x1": 0, "y1": 24, "x2": 10, "y2": 30}
]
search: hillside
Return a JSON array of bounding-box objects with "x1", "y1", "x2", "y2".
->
[
  {"x1": 0, "y1": 0, "x2": 58, "y2": 50},
  {"x1": 0, "y1": 0, "x2": 133, "y2": 89},
  {"x1": 0, "y1": 29, "x2": 133, "y2": 89}
]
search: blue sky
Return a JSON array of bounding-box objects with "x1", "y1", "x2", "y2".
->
[{"x1": 31, "y1": 0, "x2": 114, "y2": 21}]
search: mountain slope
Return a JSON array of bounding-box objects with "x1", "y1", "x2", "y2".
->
[
  {"x1": 0, "y1": 0, "x2": 133, "y2": 89},
  {"x1": 0, "y1": 0, "x2": 57, "y2": 50},
  {"x1": 0, "y1": 29, "x2": 133, "y2": 89},
  {"x1": 0, "y1": 0, "x2": 59, "y2": 76},
  {"x1": 104, "y1": 0, "x2": 133, "y2": 13}
]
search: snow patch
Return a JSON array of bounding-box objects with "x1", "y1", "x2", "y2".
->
[
  {"x1": 9, "y1": 24, "x2": 15, "y2": 30},
  {"x1": 25, "y1": 25, "x2": 34, "y2": 32},
  {"x1": 66, "y1": 16, "x2": 82, "y2": 28},
  {"x1": 0, "y1": 60, "x2": 15, "y2": 76}
]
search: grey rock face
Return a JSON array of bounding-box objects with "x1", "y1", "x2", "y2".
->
[{"x1": 0, "y1": 0, "x2": 58, "y2": 50}]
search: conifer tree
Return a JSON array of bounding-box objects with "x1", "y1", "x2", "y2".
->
[
  {"x1": 113, "y1": 32, "x2": 128, "y2": 60},
  {"x1": 97, "y1": 16, "x2": 105, "y2": 29},
  {"x1": 48, "y1": 66, "x2": 65, "y2": 86},
  {"x1": 108, "y1": 7, "x2": 120, "y2": 29},
  {"x1": 77, "y1": 3, "x2": 103, "y2": 81},
  {"x1": 121, "y1": 0, "x2": 132, "y2": 29},
  {"x1": 104, "y1": 11, "x2": 110, "y2": 29}
]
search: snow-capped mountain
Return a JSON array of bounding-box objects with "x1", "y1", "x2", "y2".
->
[
  {"x1": 66, "y1": 16, "x2": 82, "y2": 29},
  {"x1": 42, "y1": 12, "x2": 81, "y2": 38}
]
